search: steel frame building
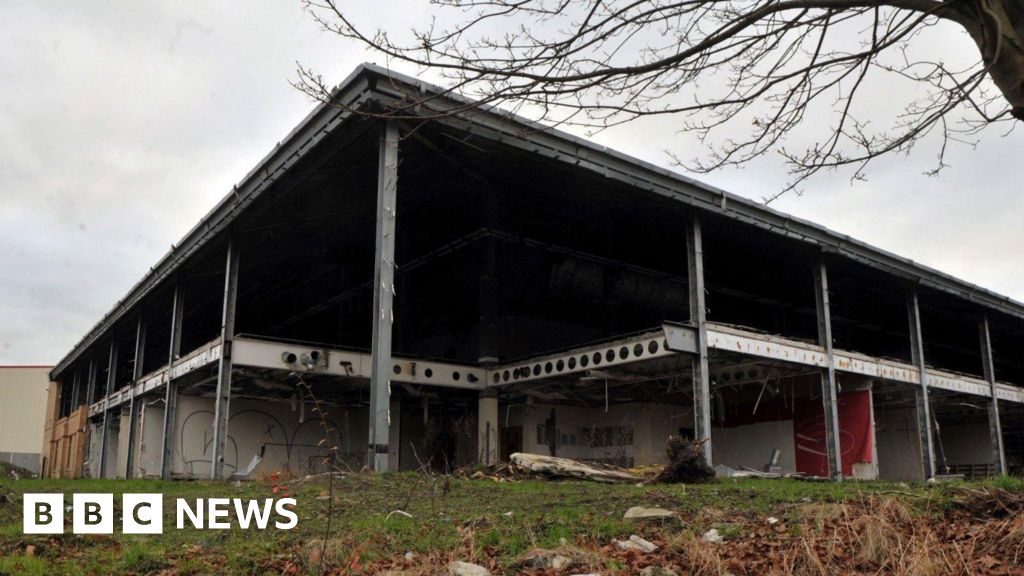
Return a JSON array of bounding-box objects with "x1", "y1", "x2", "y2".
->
[{"x1": 45, "y1": 65, "x2": 1023, "y2": 481}]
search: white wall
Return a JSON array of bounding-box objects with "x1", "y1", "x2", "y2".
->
[
  {"x1": 127, "y1": 393, "x2": 369, "y2": 478},
  {"x1": 503, "y1": 402, "x2": 693, "y2": 466},
  {"x1": 713, "y1": 420, "x2": 797, "y2": 473},
  {"x1": 875, "y1": 407, "x2": 924, "y2": 481}
]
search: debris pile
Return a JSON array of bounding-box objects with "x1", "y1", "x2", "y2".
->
[
  {"x1": 508, "y1": 452, "x2": 643, "y2": 483},
  {"x1": 653, "y1": 437, "x2": 714, "y2": 484}
]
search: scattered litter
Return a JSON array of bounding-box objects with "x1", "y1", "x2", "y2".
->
[
  {"x1": 404, "y1": 551, "x2": 415, "y2": 562},
  {"x1": 386, "y1": 510, "x2": 413, "y2": 520},
  {"x1": 654, "y1": 437, "x2": 714, "y2": 484},
  {"x1": 510, "y1": 452, "x2": 642, "y2": 483},
  {"x1": 702, "y1": 528, "x2": 723, "y2": 543},
  {"x1": 767, "y1": 516, "x2": 780, "y2": 525},
  {"x1": 502, "y1": 511, "x2": 513, "y2": 517},
  {"x1": 448, "y1": 560, "x2": 490, "y2": 576},
  {"x1": 614, "y1": 534, "x2": 658, "y2": 553},
  {"x1": 623, "y1": 506, "x2": 675, "y2": 521}
]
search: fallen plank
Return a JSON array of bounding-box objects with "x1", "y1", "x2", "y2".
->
[{"x1": 509, "y1": 452, "x2": 642, "y2": 483}]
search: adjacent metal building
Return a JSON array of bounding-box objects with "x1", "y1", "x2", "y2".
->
[
  {"x1": 44, "y1": 65, "x2": 1023, "y2": 482},
  {"x1": 0, "y1": 366, "x2": 51, "y2": 474}
]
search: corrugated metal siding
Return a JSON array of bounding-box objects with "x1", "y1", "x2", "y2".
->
[{"x1": 0, "y1": 366, "x2": 51, "y2": 454}]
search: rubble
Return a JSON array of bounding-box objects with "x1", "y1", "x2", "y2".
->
[
  {"x1": 702, "y1": 528, "x2": 723, "y2": 543},
  {"x1": 448, "y1": 560, "x2": 490, "y2": 576},
  {"x1": 623, "y1": 506, "x2": 675, "y2": 521},
  {"x1": 654, "y1": 437, "x2": 715, "y2": 484},
  {"x1": 614, "y1": 535, "x2": 658, "y2": 553},
  {"x1": 510, "y1": 453, "x2": 642, "y2": 483}
]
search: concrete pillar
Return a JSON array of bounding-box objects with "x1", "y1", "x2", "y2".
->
[{"x1": 478, "y1": 389, "x2": 499, "y2": 466}]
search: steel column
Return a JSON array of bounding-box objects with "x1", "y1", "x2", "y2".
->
[
  {"x1": 160, "y1": 282, "x2": 184, "y2": 480},
  {"x1": 813, "y1": 255, "x2": 843, "y2": 481},
  {"x1": 69, "y1": 369, "x2": 81, "y2": 410},
  {"x1": 125, "y1": 316, "x2": 145, "y2": 478},
  {"x1": 368, "y1": 119, "x2": 399, "y2": 472},
  {"x1": 979, "y1": 315, "x2": 1007, "y2": 475},
  {"x1": 686, "y1": 210, "x2": 712, "y2": 465},
  {"x1": 211, "y1": 239, "x2": 240, "y2": 479},
  {"x1": 99, "y1": 340, "x2": 118, "y2": 478},
  {"x1": 907, "y1": 288, "x2": 937, "y2": 479},
  {"x1": 85, "y1": 357, "x2": 97, "y2": 405}
]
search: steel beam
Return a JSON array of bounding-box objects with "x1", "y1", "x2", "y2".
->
[
  {"x1": 907, "y1": 287, "x2": 937, "y2": 479},
  {"x1": 125, "y1": 316, "x2": 145, "y2": 479},
  {"x1": 368, "y1": 119, "x2": 399, "y2": 472},
  {"x1": 211, "y1": 239, "x2": 240, "y2": 479},
  {"x1": 813, "y1": 256, "x2": 843, "y2": 481},
  {"x1": 687, "y1": 210, "x2": 712, "y2": 465},
  {"x1": 979, "y1": 315, "x2": 1007, "y2": 475},
  {"x1": 99, "y1": 340, "x2": 117, "y2": 479},
  {"x1": 160, "y1": 281, "x2": 184, "y2": 480}
]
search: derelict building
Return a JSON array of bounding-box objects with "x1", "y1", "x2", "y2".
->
[{"x1": 42, "y1": 65, "x2": 1023, "y2": 482}]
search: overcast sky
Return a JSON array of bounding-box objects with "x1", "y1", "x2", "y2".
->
[{"x1": 1, "y1": 1, "x2": 1022, "y2": 366}]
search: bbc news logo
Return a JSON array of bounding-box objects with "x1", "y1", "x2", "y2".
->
[{"x1": 24, "y1": 494, "x2": 297, "y2": 534}]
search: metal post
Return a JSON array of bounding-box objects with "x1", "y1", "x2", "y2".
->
[
  {"x1": 125, "y1": 316, "x2": 145, "y2": 479},
  {"x1": 85, "y1": 357, "x2": 97, "y2": 406},
  {"x1": 686, "y1": 210, "x2": 712, "y2": 465},
  {"x1": 99, "y1": 340, "x2": 118, "y2": 479},
  {"x1": 211, "y1": 239, "x2": 240, "y2": 479},
  {"x1": 907, "y1": 287, "x2": 936, "y2": 479},
  {"x1": 368, "y1": 119, "x2": 399, "y2": 472},
  {"x1": 160, "y1": 281, "x2": 184, "y2": 480},
  {"x1": 70, "y1": 369, "x2": 81, "y2": 411},
  {"x1": 813, "y1": 255, "x2": 843, "y2": 481},
  {"x1": 979, "y1": 315, "x2": 1007, "y2": 475},
  {"x1": 478, "y1": 388, "x2": 499, "y2": 465}
]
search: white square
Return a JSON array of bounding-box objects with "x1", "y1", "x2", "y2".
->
[
  {"x1": 23, "y1": 493, "x2": 64, "y2": 534},
  {"x1": 122, "y1": 493, "x2": 163, "y2": 534},
  {"x1": 73, "y1": 493, "x2": 114, "y2": 534}
]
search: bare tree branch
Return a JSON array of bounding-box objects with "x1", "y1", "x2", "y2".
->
[{"x1": 296, "y1": 0, "x2": 1024, "y2": 199}]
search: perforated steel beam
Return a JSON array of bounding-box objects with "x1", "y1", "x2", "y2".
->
[
  {"x1": 814, "y1": 256, "x2": 843, "y2": 481},
  {"x1": 907, "y1": 287, "x2": 937, "y2": 479},
  {"x1": 979, "y1": 315, "x2": 1007, "y2": 475},
  {"x1": 160, "y1": 281, "x2": 184, "y2": 480},
  {"x1": 368, "y1": 120, "x2": 399, "y2": 472},
  {"x1": 687, "y1": 210, "x2": 712, "y2": 465}
]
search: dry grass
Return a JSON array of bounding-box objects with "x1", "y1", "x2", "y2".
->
[{"x1": 669, "y1": 532, "x2": 728, "y2": 576}]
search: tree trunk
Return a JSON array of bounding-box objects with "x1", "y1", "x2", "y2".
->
[{"x1": 953, "y1": 0, "x2": 1024, "y2": 120}]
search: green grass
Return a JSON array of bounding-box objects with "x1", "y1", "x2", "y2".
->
[{"x1": 0, "y1": 473, "x2": 1018, "y2": 574}]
